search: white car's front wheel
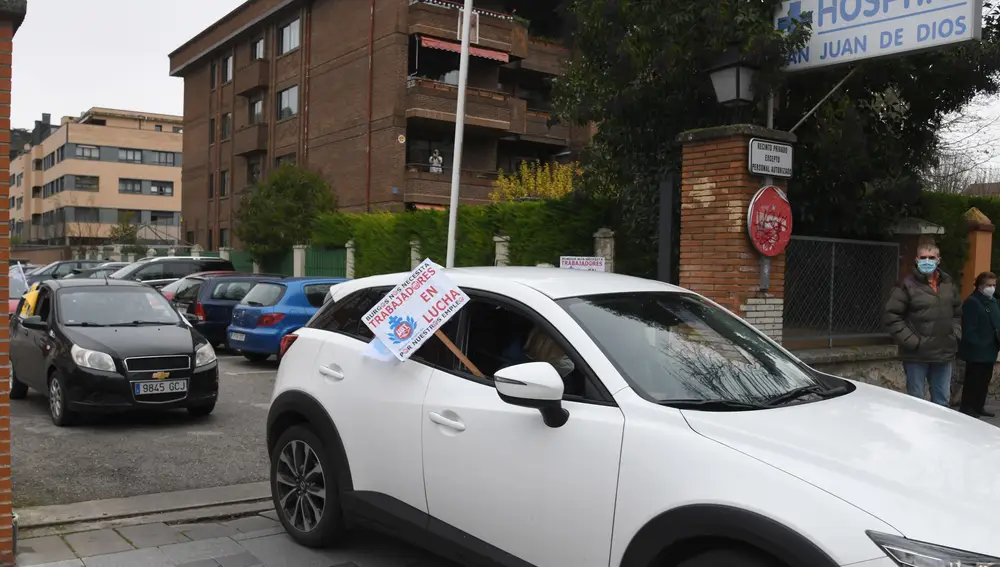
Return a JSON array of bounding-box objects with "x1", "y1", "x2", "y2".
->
[
  {"x1": 270, "y1": 425, "x2": 346, "y2": 548},
  {"x1": 675, "y1": 546, "x2": 780, "y2": 567}
]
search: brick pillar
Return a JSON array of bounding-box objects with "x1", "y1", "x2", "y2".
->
[
  {"x1": 676, "y1": 125, "x2": 796, "y2": 342},
  {"x1": 961, "y1": 207, "x2": 994, "y2": 299},
  {"x1": 0, "y1": 4, "x2": 27, "y2": 564}
]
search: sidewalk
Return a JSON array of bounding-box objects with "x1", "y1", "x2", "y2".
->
[{"x1": 17, "y1": 510, "x2": 453, "y2": 566}]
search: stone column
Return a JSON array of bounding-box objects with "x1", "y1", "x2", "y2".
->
[
  {"x1": 127, "y1": 253, "x2": 136, "y2": 263},
  {"x1": 293, "y1": 244, "x2": 308, "y2": 277},
  {"x1": 146, "y1": 248, "x2": 156, "y2": 258},
  {"x1": 593, "y1": 228, "x2": 615, "y2": 272},
  {"x1": 410, "y1": 240, "x2": 421, "y2": 270},
  {"x1": 493, "y1": 235, "x2": 510, "y2": 267},
  {"x1": 218, "y1": 247, "x2": 231, "y2": 261},
  {"x1": 0, "y1": 4, "x2": 27, "y2": 564},
  {"x1": 961, "y1": 207, "x2": 994, "y2": 299},
  {"x1": 676, "y1": 125, "x2": 796, "y2": 342},
  {"x1": 190, "y1": 244, "x2": 202, "y2": 258},
  {"x1": 345, "y1": 240, "x2": 356, "y2": 279},
  {"x1": 253, "y1": 261, "x2": 261, "y2": 274},
  {"x1": 167, "y1": 248, "x2": 176, "y2": 257},
  {"x1": 111, "y1": 245, "x2": 122, "y2": 262}
]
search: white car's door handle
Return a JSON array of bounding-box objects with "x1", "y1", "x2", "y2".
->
[
  {"x1": 318, "y1": 365, "x2": 344, "y2": 381},
  {"x1": 428, "y1": 412, "x2": 466, "y2": 432}
]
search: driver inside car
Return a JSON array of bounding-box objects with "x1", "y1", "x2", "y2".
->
[{"x1": 501, "y1": 325, "x2": 576, "y2": 379}]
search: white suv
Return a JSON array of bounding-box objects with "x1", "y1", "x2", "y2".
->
[{"x1": 267, "y1": 267, "x2": 1000, "y2": 567}]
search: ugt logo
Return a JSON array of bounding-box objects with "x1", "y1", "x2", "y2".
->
[{"x1": 387, "y1": 315, "x2": 418, "y2": 345}]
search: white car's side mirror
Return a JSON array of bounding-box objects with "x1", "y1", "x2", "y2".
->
[{"x1": 494, "y1": 362, "x2": 569, "y2": 428}]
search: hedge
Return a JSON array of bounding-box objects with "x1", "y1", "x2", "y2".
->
[
  {"x1": 312, "y1": 197, "x2": 624, "y2": 278},
  {"x1": 917, "y1": 191, "x2": 1000, "y2": 280}
]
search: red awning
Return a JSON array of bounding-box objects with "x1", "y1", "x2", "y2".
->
[
  {"x1": 420, "y1": 36, "x2": 510, "y2": 63},
  {"x1": 412, "y1": 203, "x2": 447, "y2": 211}
]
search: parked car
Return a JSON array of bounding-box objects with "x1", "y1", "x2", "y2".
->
[
  {"x1": 159, "y1": 271, "x2": 247, "y2": 301},
  {"x1": 63, "y1": 262, "x2": 130, "y2": 279},
  {"x1": 109, "y1": 256, "x2": 235, "y2": 289},
  {"x1": 229, "y1": 277, "x2": 344, "y2": 362},
  {"x1": 26, "y1": 260, "x2": 103, "y2": 286},
  {"x1": 169, "y1": 273, "x2": 286, "y2": 347},
  {"x1": 267, "y1": 267, "x2": 1000, "y2": 567},
  {"x1": 8, "y1": 269, "x2": 30, "y2": 314},
  {"x1": 9, "y1": 278, "x2": 219, "y2": 426}
]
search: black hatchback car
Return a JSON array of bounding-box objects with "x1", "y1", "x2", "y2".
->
[{"x1": 9, "y1": 279, "x2": 220, "y2": 426}]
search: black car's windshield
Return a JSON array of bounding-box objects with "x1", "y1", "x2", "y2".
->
[
  {"x1": 559, "y1": 292, "x2": 818, "y2": 405},
  {"x1": 58, "y1": 287, "x2": 181, "y2": 326}
]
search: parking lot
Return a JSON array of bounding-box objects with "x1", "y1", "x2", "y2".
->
[{"x1": 12, "y1": 352, "x2": 276, "y2": 507}]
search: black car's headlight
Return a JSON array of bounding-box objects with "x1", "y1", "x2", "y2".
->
[
  {"x1": 194, "y1": 342, "x2": 217, "y2": 368},
  {"x1": 70, "y1": 344, "x2": 116, "y2": 372},
  {"x1": 868, "y1": 531, "x2": 1000, "y2": 566}
]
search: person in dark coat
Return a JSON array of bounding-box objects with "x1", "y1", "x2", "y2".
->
[
  {"x1": 958, "y1": 271, "x2": 1000, "y2": 417},
  {"x1": 883, "y1": 243, "x2": 962, "y2": 406}
]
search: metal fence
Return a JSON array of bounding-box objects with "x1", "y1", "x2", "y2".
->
[{"x1": 783, "y1": 236, "x2": 899, "y2": 344}]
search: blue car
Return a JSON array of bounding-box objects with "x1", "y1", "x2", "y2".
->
[
  {"x1": 168, "y1": 273, "x2": 286, "y2": 347},
  {"x1": 227, "y1": 277, "x2": 345, "y2": 362}
]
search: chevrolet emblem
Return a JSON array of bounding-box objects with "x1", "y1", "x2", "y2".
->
[{"x1": 152, "y1": 371, "x2": 170, "y2": 380}]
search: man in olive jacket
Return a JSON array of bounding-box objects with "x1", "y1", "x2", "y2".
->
[{"x1": 883, "y1": 243, "x2": 962, "y2": 406}]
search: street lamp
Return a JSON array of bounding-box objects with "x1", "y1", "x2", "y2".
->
[{"x1": 707, "y1": 47, "x2": 757, "y2": 106}]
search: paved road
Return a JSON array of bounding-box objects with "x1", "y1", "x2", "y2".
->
[{"x1": 12, "y1": 353, "x2": 276, "y2": 507}]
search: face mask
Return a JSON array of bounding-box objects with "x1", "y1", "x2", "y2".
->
[
  {"x1": 984, "y1": 286, "x2": 996, "y2": 298},
  {"x1": 916, "y1": 259, "x2": 938, "y2": 275}
]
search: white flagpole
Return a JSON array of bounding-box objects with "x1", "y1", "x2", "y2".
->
[{"x1": 445, "y1": 0, "x2": 475, "y2": 269}]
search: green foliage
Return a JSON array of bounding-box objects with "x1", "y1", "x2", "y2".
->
[
  {"x1": 234, "y1": 164, "x2": 337, "y2": 263},
  {"x1": 556, "y1": 0, "x2": 1000, "y2": 255},
  {"x1": 312, "y1": 197, "x2": 621, "y2": 278},
  {"x1": 107, "y1": 213, "x2": 145, "y2": 256},
  {"x1": 917, "y1": 192, "x2": 1000, "y2": 279}
]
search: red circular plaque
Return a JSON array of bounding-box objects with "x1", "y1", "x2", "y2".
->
[{"x1": 747, "y1": 185, "x2": 792, "y2": 257}]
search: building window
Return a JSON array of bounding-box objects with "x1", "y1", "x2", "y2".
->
[
  {"x1": 155, "y1": 125, "x2": 163, "y2": 132},
  {"x1": 275, "y1": 153, "x2": 296, "y2": 167},
  {"x1": 15, "y1": 197, "x2": 21, "y2": 210},
  {"x1": 209, "y1": 118, "x2": 216, "y2": 144},
  {"x1": 76, "y1": 145, "x2": 100, "y2": 160},
  {"x1": 220, "y1": 170, "x2": 229, "y2": 197},
  {"x1": 118, "y1": 209, "x2": 140, "y2": 224},
  {"x1": 249, "y1": 96, "x2": 264, "y2": 124},
  {"x1": 43, "y1": 153, "x2": 55, "y2": 169},
  {"x1": 221, "y1": 113, "x2": 232, "y2": 140},
  {"x1": 252, "y1": 37, "x2": 265, "y2": 60},
  {"x1": 32, "y1": 159, "x2": 41, "y2": 170},
  {"x1": 150, "y1": 211, "x2": 175, "y2": 226},
  {"x1": 247, "y1": 156, "x2": 262, "y2": 185},
  {"x1": 173, "y1": 126, "x2": 183, "y2": 133},
  {"x1": 16, "y1": 173, "x2": 22, "y2": 186},
  {"x1": 74, "y1": 175, "x2": 99, "y2": 191},
  {"x1": 31, "y1": 186, "x2": 41, "y2": 198},
  {"x1": 151, "y1": 151, "x2": 176, "y2": 166},
  {"x1": 208, "y1": 174, "x2": 215, "y2": 199},
  {"x1": 8, "y1": 197, "x2": 12, "y2": 209},
  {"x1": 56, "y1": 146, "x2": 64, "y2": 162},
  {"x1": 119, "y1": 148, "x2": 142, "y2": 163},
  {"x1": 222, "y1": 54, "x2": 234, "y2": 83},
  {"x1": 150, "y1": 181, "x2": 174, "y2": 196},
  {"x1": 186, "y1": 231, "x2": 195, "y2": 245},
  {"x1": 207, "y1": 228, "x2": 214, "y2": 251},
  {"x1": 210, "y1": 60, "x2": 217, "y2": 89},
  {"x1": 277, "y1": 86, "x2": 299, "y2": 120},
  {"x1": 219, "y1": 228, "x2": 230, "y2": 248},
  {"x1": 74, "y1": 207, "x2": 100, "y2": 223},
  {"x1": 119, "y1": 179, "x2": 142, "y2": 194},
  {"x1": 279, "y1": 19, "x2": 300, "y2": 54}
]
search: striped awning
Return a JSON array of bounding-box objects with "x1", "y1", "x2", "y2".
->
[{"x1": 420, "y1": 36, "x2": 510, "y2": 63}]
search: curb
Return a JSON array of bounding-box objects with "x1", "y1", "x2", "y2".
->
[{"x1": 17, "y1": 482, "x2": 270, "y2": 529}]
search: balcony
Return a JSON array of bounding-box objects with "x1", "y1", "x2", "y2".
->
[
  {"x1": 404, "y1": 165, "x2": 498, "y2": 206},
  {"x1": 520, "y1": 39, "x2": 570, "y2": 76},
  {"x1": 235, "y1": 59, "x2": 269, "y2": 97},
  {"x1": 409, "y1": 0, "x2": 528, "y2": 59},
  {"x1": 406, "y1": 78, "x2": 527, "y2": 133},
  {"x1": 521, "y1": 110, "x2": 570, "y2": 145},
  {"x1": 233, "y1": 124, "x2": 268, "y2": 156}
]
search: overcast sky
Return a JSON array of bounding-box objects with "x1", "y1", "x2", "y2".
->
[{"x1": 11, "y1": 0, "x2": 244, "y2": 128}]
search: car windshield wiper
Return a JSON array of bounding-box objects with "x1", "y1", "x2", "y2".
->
[
  {"x1": 108, "y1": 320, "x2": 174, "y2": 327},
  {"x1": 657, "y1": 399, "x2": 769, "y2": 411},
  {"x1": 64, "y1": 322, "x2": 107, "y2": 327},
  {"x1": 762, "y1": 384, "x2": 849, "y2": 407}
]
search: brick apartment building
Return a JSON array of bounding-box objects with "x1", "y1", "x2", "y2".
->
[
  {"x1": 9, "y1": 109, "x2": 184, "y2": 246},
  {"x1": 169, "y1": 0, "x2": 588, "y2": 250}
]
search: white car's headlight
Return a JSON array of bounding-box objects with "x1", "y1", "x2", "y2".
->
[
  {"x1": 195, "y1": 342, "x2": 217, "y2": 368},
  {"x1": 70, "y1": 344, "x2": 116, "y2": 372},
  {"x1": 868, "y1": 531, "x2": 1000, "y2": 566}
]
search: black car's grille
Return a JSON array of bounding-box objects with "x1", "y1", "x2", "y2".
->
[
  {"x1": 124, "y1": 356, "x2": 190, "y2": 373},
  {"x1": 131, "y1": 391, "x2": 188, "y2": 404}
]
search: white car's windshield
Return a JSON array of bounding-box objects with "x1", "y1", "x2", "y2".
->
[
  {"x1": 559, "y1": 292, "x2": 818, "y2": 404},
  {"x1": 58, "y1": 287, "x2": 181, "y2": 326}
]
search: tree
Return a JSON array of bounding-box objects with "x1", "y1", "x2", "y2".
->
[
  {"x1": 555, "y1": 1, "x2": 1000, "y2": 251},
  {"x1": 63, "y1": 193, "x2": 104, "y2": 256},
  {"x1": 107, "y1": 212, "x2": 145, "y2": 256},
  {"x1": 234, "y1": 163, "x2": 337, "y2": 263},
  {"x1": 490, "y1": 160, "x2": 579, "y2": 202}
]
